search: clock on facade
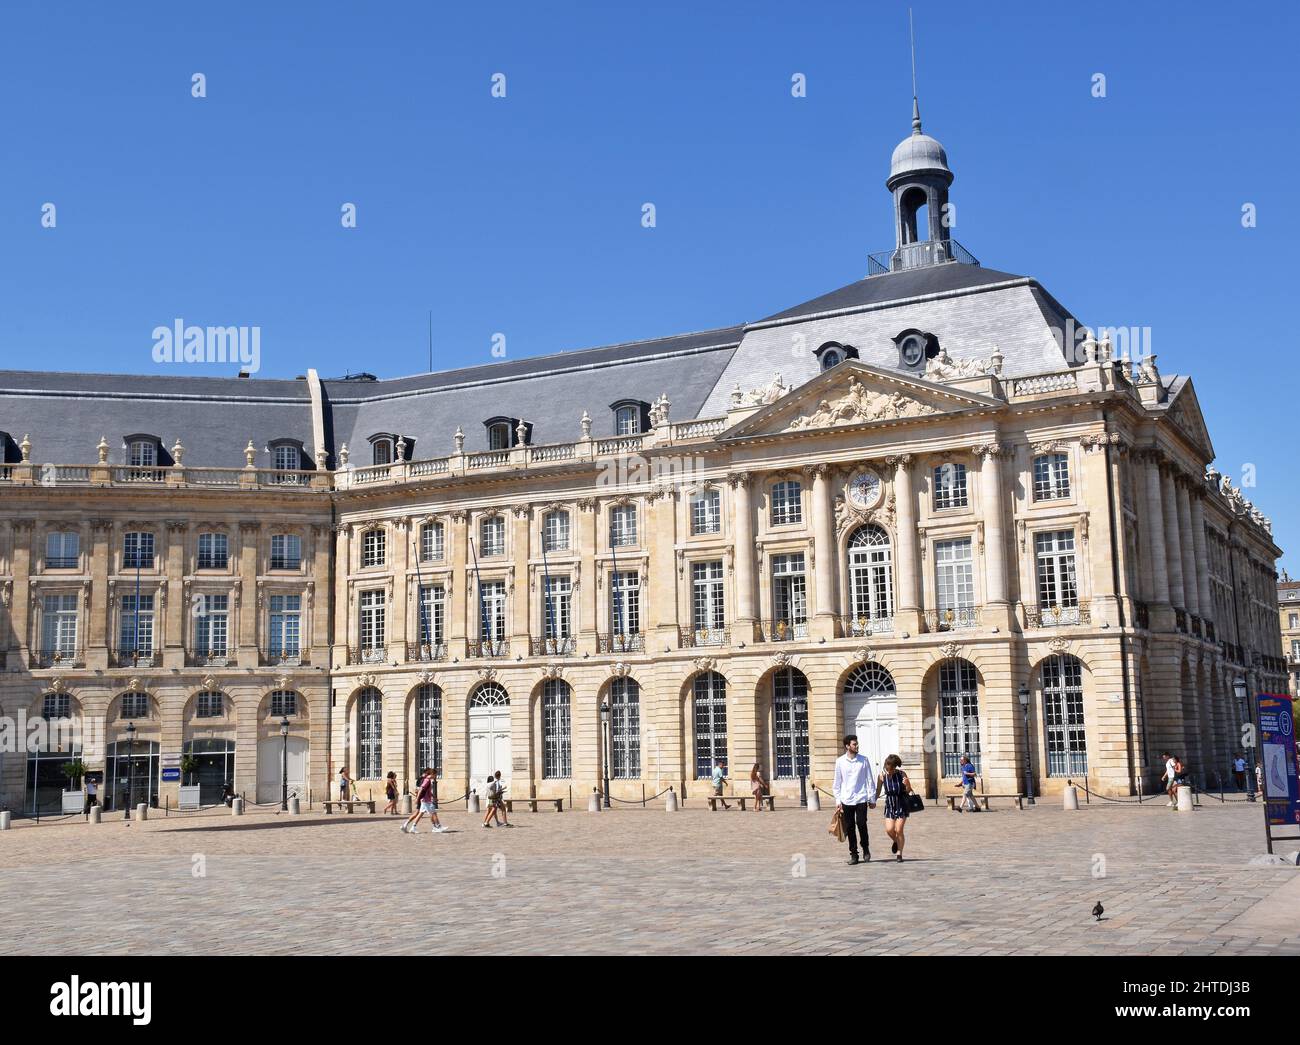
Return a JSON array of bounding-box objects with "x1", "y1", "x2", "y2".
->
[{"x1": 848, "y1": 469, "x2": 883, "y2": 509}]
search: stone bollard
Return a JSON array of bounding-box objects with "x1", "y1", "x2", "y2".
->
[
  {"x1": 288, "y1": 797, "x2": 300, "y2": 815},
  {"x1": 135, "y1": 803, "x2": 149, "y2": 822},
  {"x1": 1176, "y1": 784, "x2": 1194, "y2": 812},
  {"x1": 1063, "y1": 786, "x2": 1079, "y2": 810},
  {"x1": 400, "y1": 794, "x2": 413, "y2": 816},
  {"x1": 231, "y1": 797, "x2": 244, "y2": 816},
  {"x1": 807, "y1": 790, "x2": 822, "y2": 812},
  {"x1": 89, "y1": 806, "x2": 101, "y2": 824},
  {"x1": 0, "y1": 811, "x2": 10, "y2": 830},
  {"x1": 587, "y1": 789, "x2": 601, "y2": 813},
  {"x1": 665, "y1": 787, "x2": 678, "y2": 812},
  {"x1": 467, "y1": 792, "x2": 480, "y2": 814}
]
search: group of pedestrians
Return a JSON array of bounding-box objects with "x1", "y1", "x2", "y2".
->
[
  {"x1": 708, "y1": 759, "x2": 772, "y2": 810},
  {"x1": 831, "y1": 735, "x2": 913, "y2": 864}
]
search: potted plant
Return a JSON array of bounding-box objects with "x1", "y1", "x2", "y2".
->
[
  {"x1": 61, "y1": 757, "x2": 87, "y2": 814},
  {"x1": 178, "y1": 753, "x2": 202, "y2": 809}
]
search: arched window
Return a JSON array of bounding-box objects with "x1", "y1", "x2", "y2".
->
[
  {"x1": 610, "y1": 677, "x2": 641, "y2": 779},
  {"x1": 416, "y1": 684, "x2": 442, "y2": 773},
  {"x1": 542, "y1": 679, "x2": 572, "y2": 779},
  {"x1": 1033, "y1": 452, "x2": 1071, "y2": 501},
  {"x1": 470, "y1": 682, "x2": 509, "y2": 707},
  {"x1": 938, "y1": 659, "x2": 980, "y2": 777},
  {"x1": 372, "y1": 438, "x2": 394, "y2": 466},
  {"x1": 844, "y1": 662, "x2": 896, "y2": 696},
  {"x1": 847, "y1": 525, "x2": 894, "y2": 634},
  {"x1": 357, "y1": 688, "x2": 383, "y2": 779},
  {"x1": 693, "y1": 671, "x2": 728, "y2": 778},
  {"x1": 771, "y1": 668, "x2": 809, "y2": 780},
  {"x1": 820, "y1": 348, "x2": 842, "y2": 371},
  {"x1": 1042, "y1": 654, "x2": 1087, "y2": 776}
]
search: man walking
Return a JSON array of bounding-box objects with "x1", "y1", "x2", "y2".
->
[
  {"x1": 833, "y1": 735, "x2": 876, "y2": 864},
  {"x1": 1232, "y1": 753, "x2": 1247, "y2": 792},
  {"x1": 711, "y1": 758, "x2": 731, "y2": 810},
  {"x1": 1160, "y1": 752, "x2": 1178, "y2": 807},
  {"x1": 401, "y1": 767, "x2": 447, "y2": 834},
  {"x1": 958, "y1": 754, "x2": 980, "y2": 812}
]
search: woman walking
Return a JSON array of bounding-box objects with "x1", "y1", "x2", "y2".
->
[
  {"x1": 877, "y1": 755, "x2": 913, "y2": 862},
  {"x1": 337, "y1": 766, "x2": 352, "y2": 803},
  {"x1": 749, "y1": 763, "x2": 768, "y2": 812},
  {"x1": 382, "y1": 771, "x2": 399, "y2": 815}
]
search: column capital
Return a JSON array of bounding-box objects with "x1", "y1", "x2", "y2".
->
[
  {"x1": 726, "y1": 472, "x2": 752, "y2": 490},
  {"x1": 801, "y1": 463, "x2": 832, "y2": 481},
  {"x1": 971, "y1": 442, "x2": 1006, "y2": 460},
  {"x1": 885, "y1": 453, "x2": 914, "y2": 470}
]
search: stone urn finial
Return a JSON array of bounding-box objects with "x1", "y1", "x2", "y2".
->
[
  {"x1": 730, "y1": 384, "x2": 743, "y2": 409},
  {"x1": 988, "y1": 348, "x2": 1004, "y2": 376},
  {"x1": 338, "y1": 442, "x2": 350, "y2": 468},
  {"x1": 658, "y1": 393, "x2": 670, "y2": 424},
  {"x1": 19, "y1": 434, "x2": 30, "y2": 462},
  {"x1": 171, "y1": 438, "x2": 185, "y2": 465},
  {"x1": 580, "y1": 411, "x2": 592, "y2": 439},
  {"x1": 244, "y1": 439, "x2": 257, "y2": 468},
  {"x1": 453, "y1": 427, "x2": 465, "y2": 453},
  {"x1": 315, "y1": 447, "x2": 328, "y2": 470},
  {"x1": 395, "y1": 435, "x2": 407, "y2": 462},
  {"x1": 515, "y1": 419, "x2": 528, "y2": 445},
  {"x1": 96, "y1": 436, "x2": 109, "y2": 464}
]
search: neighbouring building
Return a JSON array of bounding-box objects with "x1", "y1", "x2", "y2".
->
[
  {"x1": 0, "y1": 99, "x2": 1286, "y2": 812},
  {"x1": 1278, "y1": 571, "x2": 1300, "y2": 696}
]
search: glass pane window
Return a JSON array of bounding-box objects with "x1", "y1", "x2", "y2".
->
[
  {"x1": 479, "y1": 516, "x2": 505, "y2": 557},
  {"x1": 196, "y1": 691, "x2": 224, "y2": 718},
  {"x1": 770, "y1": 481, "x2": 803, "y2": 526},
  {"x1": 120, "y1": 692, "x2": 149, "y2": 719},
  {"x1": 270, "y1": 534, "x2": 302, "y2": 570},
  {"x1": 420, "y1": 522, "x2": 444, "y2": 562},
  {"x1": 357, "y1": 689, "x2": 382, "y2": 778},
  {"x1": 268, "y1": 594, "x2": 302, "y2": 658},
  {"x1": 693, "y1": 672, "x2": 727, "y2": 778},
  {"x1": 610, "y1": 677, "x2": 641, "y2": 779},
  {"x1": 488, "y1": 423, "x2": 511, "y2": 451},
  {"x1": 270, "y1": 690, "x2": 297, "y2": 717},
  {"x1": 416, "y1": 586, "x2": 444, "y2": 648},
  {"x1": 416, "y1": 684, "x2": 442, "y2": 772},
  {"x1": 847, "y1": 525, "x2": 894, "y2": 626},
  {"x1": 615, "y1": 406, "x2": 641, "y2": 436},
  {"x1": 939, "y1": 659, "x2": 980, "y2": 777},
  {"x1": 1042, "y1": 654, "x2": 1088, "y2": 776},
  {"x1": 361, "y1": 529, "x2": 386, "y2": 568},
  {"x1": 1033, "y1": 453, "x2": 1071, "y2": 501},
  {"x1": 691, "y1": 489, "x2": 721, "y2": 535},
  {"x1": 359, "y1": 589, "x2": 386, "y2": 653},
  {"x1": 273, "y1": 445, "x2": 299, "y2": 471},
  {"x1": 1035, "y1": 530, "x2": 1079, "y2": 611},
  {"x1": 542, "y1": 680, "x2": 572, "y2": 779},
  {"x1": 542, "y1": 511, "x2": 570, "y2": 553},
  {"x1": 770, "y1": 554, "x2": 807, "y2": 637},
  {"x1": 609, "y1": 505, "x2": 637, "y2": 548},
  {"x1": 119, "y1": 594, "x2": 155, "y2": 657},
  {"x1": 691, "y1": 561, "x2": 725, "y2": 633},
  {"x1": 372, "y1": 439, "x2": 393, "y2": 466},
  {"x1": 42, "y1": 693, "x2": 72, "y2": 720},
  {"x1": 609, "y1": 571, "x2": 640, "y2": 636},
  {"x1": 123, "y1": 532, "x2": 154, "y2": 569},
  {"x1": 933, "y1": 462, "x2": 968, "y2": 510},
  {"x1": 542, "y1": 575, "x2": 573, "y2": 641},
  {"x1": 41, "y1": 594, "x2": 79, "y2": 654},
  {"x1": 478, "y1": 580, "x2": 506, "y2": 646},
  {"x1": 194, "y1": 594, "x2": 229, "y2": 656},
  {"x1": 45, "y1": 531, "x2": 79, "y2": 569},
  {"x1": 934, "y1": 538, "x2": 975, "y2": 612},
  {"x1": 197, "y1": 532, "x2": 229, "y2": 570},
  {"x1": 772, "y1": 668, "x2": 809, "y2": 780},
  {"x1": 128, "y1": 440, "x2": 157, "y2": 467}
]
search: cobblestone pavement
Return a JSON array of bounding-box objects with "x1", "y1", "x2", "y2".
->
[{"x1": 1, "y1": 798, "x2": 1296, "y2": 955}]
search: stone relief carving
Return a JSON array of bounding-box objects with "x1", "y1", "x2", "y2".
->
[
  {"x1": 609, "y1": 661, "x2": 633, "y2": 678},
  {"x1": 692, "y1": 656, "x2": 718, "y2": 674},
  {"x1": 938, "y1": 642, "x2": 962, "y2": 659},
  {"x1": 356, "y1": 673, "x2": 378, "y2": 688},
  {"x1": 834, "y1": 493, "x2": 895, "y2": 536},
  {"x1": 787, "y1": 378, "x2": 939, "y2": 431},
  {"x1": 923, "y1": 347, "x2": 993, "y2": 381},
  {"x1": 853, "y1": 647, "x2": 873, "y2": 663},
  {"x1": 539, "y1": 663, "x2": 564, "y2": 680},
  {"x1": 730, "y1": 372, "x2": 790, "y2": 408}
]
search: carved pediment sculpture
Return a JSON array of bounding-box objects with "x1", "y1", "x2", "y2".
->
[
  {"x1": 923, "y1": 348, "x2": 993, "y2": 381},
  {"x1": 787, "y1": 377, "x2": 939, "y2": 431},
  {"x1": 731, "y1": 372, "x2": 791, "y2": 409}
]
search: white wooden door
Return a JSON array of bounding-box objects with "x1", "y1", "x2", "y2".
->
[
  {"x1": 256, "y1": 737, "x2": 308, "y2": 803},
  {"x1": 469, "y1": 708, "x2": 511, "y2": 796},
  {"x1": 845, "y1": 695, "x2": 898, "y2": 777}
]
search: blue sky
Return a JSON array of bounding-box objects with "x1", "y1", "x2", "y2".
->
[{"x1": 0, "y1": 1, "x2": 1296, "y2": 563}]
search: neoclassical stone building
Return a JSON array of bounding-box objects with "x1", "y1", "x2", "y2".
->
[{"x1": 0, "y1": 105, "x2": 1286, "y2": 812}]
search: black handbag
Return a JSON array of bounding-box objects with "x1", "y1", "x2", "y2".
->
[{"x1": 905, "y1": 792, "x2": 925, "y2": 813}]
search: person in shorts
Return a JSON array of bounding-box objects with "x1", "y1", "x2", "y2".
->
[
  {"x1": 401, "y1": 767, "x2": 446, "y2": 833},
  {"x1": 958, "y1": 754, "x2": 979, "y2": 812},
  {"x1": 382, "y1": 771, "x2": 399, "y2": 815},
  {"x1": 711, "y1": 759, "x2": 730, "y2": 809}
]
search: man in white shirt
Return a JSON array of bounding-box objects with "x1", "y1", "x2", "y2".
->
[
  {"x1": 833, "y1": 735, "x2": 877, "y2": 864},
  {"x1": 1159, "y1": 752, "x2": 1178, "y2": 808}
]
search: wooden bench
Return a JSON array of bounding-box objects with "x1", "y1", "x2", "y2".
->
[
  {"x1": 946, "y1": 793, "x2": 1025, "y2": 811},
  {"x1": 323, "y1": 800, "x2": 377, "y2": 814},
  {"x1": 707, "y1": 795, "x2": 775, "y2": 811},
  {"x1": 503, "y1": 797, "x2": 564, "y2": 812}
]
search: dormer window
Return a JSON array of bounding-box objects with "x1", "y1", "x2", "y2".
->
[
  {"x1": 488, "y1": 423, "x2": 511, "y2": 451},
  {"x1": 893, "y1": 329, "x2": 939, "y2": 371},
  {"x1": 484, "y1": 417, "x2": 530, "y2": 450},
  {"x1": 128, "y1": 439, "x2": 157, "y2": 468},
  {"x1": 372, "y1": 438, "x2": 394, "y2": 466},
  {"x1": 813, "y1": 342, "x2": 859, "y2": 372},
  {"x1": 609, "y1": 400, "x2": 651, "y2": 436},
  {"x1": 123, "y1": 435, "x2": 167, "y2": 480}
]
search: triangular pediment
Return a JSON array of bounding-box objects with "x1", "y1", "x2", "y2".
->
[
  {"x1": 719, "y1": 360, "x2": 1004, "y2": 440},
  {"x1": 1161, "y1": 379, "x2": 1215, "y2": 460}
]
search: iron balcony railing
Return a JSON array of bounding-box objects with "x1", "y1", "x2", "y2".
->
[
  {"x1": 348, "y1": 645, "x2": 388, "y2": 665},
  {"x1": 263, "y1": 648, "x2": 308, "y2": 667},
  {"x1": 531, "y1": 636, "x2": 576, "y2": 657},
  {"x1": 1026, "y1": 601, "x2": 1091, "y2": 628},
  {"x1": 44, "y1": 557, "x2": 80, "y2": 570},
  {"x1": 867, "y1": 237, "x2": 979, "y2": 276},
  {"x1": 406, "y1": 641, "x2": 448, "y2": 663},
  {"x1": 925, "y1": 606, "x2": 981, "y2": 632},
  {"x1": 754, "y1": 619, "x2": 808, "y2": 643},
  {"x1": 113, "y1": 650, "x2": 157, "y2": 668},
  {"x1": 678, "y1": 626, "x2": 729, "y2": 648},
  {"x1": 598, "y1": 632, "x2": 644, "y2": 654},
  {"x1": 836, "y1": 614, "x2": 895, "y2": 638},
  {"x1": 189, "y1": 648, "x2": 231, "y2": 667},
  {"x1": 466, "y1": 638, "x2": 510, "y2": 659},
  {"x1": 35, "y1": 647, "x2": 84, "y2": 668}
]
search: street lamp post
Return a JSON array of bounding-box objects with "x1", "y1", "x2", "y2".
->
[
  {"x1": 1233, "y1": 676, "x2": 1255, "y2": 803},
  {"x1": 793, "y1": 694, "x2": 809, "y2": 808},
  {"x1": 1017, "y1": 684, "x2": 1035, "y2": 806},
  {"x1": 600, "y1": 699, "x2": 611, "y2": 809},
  {"x1": 124, "y1": 720, "x2": 136, "y2": 820},
  {"x1": 432, "y1": 702, "x2": 442, "y2": 780},
  {"x1": 280, "y1": 715, "x2": 290, "y2": 812}
]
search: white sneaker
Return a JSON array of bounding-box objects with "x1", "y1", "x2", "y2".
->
[
  {"x1": 400, "y1": 824, "x2": 408, "y2": 833},
  {"x1": 433, "y1": 825, "x2": 448, "y2": 833},
  {"x1": 482, "y1": 822, "x2": 492, "y2": 828}
]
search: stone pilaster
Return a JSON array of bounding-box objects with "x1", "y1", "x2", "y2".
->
[{"x1": 889, "y1": 454, "x2": 921, "y2": 634}]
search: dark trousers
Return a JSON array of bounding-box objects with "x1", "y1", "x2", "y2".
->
[{"x1": 843, "y1": 802, "x2": 870, "y2": 857}]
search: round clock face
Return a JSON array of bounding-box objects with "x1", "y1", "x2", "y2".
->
[{"x1": 848, "y1": 470, "x2": 883, "y2": 509}]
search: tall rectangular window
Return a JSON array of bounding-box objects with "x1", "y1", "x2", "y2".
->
[
  {"x1": 268, "y1": 594, "x2": 302, "y2": 659},
  {"x1": 270, "y1": 534, "x2": 302, "y2": 570},
  {"x1": 1033, "y1": 452, "x2": 1071, "y2": 501},
  {"x1": 772, "y1": 668, "x2": 809, "y2": 780},
  {"x1": 45, "y1": 531, "x2": 79, "y2": 569},
  {"x1": 359, "y1": 589, "x2": 386, "y2": 657},
  {"x1": 361, "y1": 529, "x2": 386, "y2": 568},
  {"x1": 610, "y1": 678, "x2": 641, "y2": 779},
  {"x1": 197, "y1": 532, "x2": 228, "y2": 570},
  {"x1": 420, "y1": 522, "x2": 444, "y2": 562},
  {"x1": 609, "y1": 571, "x2": 641, "y2": 637},
  {"x1": 120, "y1": 593, "x2": 155, "y2": 658},
  {"x1": 609, "y1": 505, "x2": 637, "y2": 548},
  {"x1": 42, "y1": 594, "x2": 79, "y2": 655},
  {"x1": 770, "y1": 481, "x2": 803, "y2": 526},
  {"x1": 542, "y1": 680, "x2": 572, "y2": 779},
  {"x1": 479, "y1": 580, "x2": 506, "y2": 651},
  {"x1": 1035, "y1": 530, "x2": 1079, "y2": 615},
  {"x1": 691, "y1": 489, "x2": 721, "y2": 535},
  {"x1": 542, "y1": 575, "x2": 573, "y2": 645},
  {"x1": 123, "y1": 532, "x2": 154, "y2": 569},
  {"x1": 416, "y1": 585, "x2": 444, "y2": 650},
  {"x1": 934, "y1": 538, "x2": 975, "y2": 613},
  {"x1": 770, "y1": 553, "x2": 808, "y2": 638},
  {"x1": 933, "y1": 462, "x2": 968, "y2": 510},
  {"x1": 692, "y1": 560, "x2": 725, "y2": 638},
  {"x1": 479, "y1": 516, "x2": 505, "y2": 557},
  {"x1": 194, "y1": 594, "x2": 229, "y2": 658},
  {"x1": 542, "y1": 511, "x2": 570, "y2": 553}
]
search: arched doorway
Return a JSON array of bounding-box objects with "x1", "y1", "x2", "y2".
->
[
  {"x1": 468, "y1": 682, "x2": 510, "y2": 796},
  {"x1": 1041, "y1": 654, "x2": 1088, "y2": 778},
  {"x1": 842, "y1": 662, "x2": 896, "y2": 774},
  {"x1": 770, "y1": 667, "x2": 809, "y2": 782},
  {"x1": 256, "y1": 689, "x2": 308, "y2": 804}
]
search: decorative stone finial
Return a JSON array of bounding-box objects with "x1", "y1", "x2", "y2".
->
[
  {"x1": 171, "y1": 438, "x2": 185, "y2": 465},
  {"x1": 658, "y1": 393, "x2": 670, "y2": 425},
  {"x1": 1098, "y1": 331, "x2": 1113, "y2": 361},
  {"x1": 579, "y1": 411, "x2": 592, "y2": 439},
  {"x1": 453, "y1": 427, "x2": 465, "y2": 453},
  {"x1": 338, "y1": 442, "x2": 350, "y2": 468},
  {"x1": 988, "y1": 348, "x2": 1004, "y2": 376},
  {"x1": 19, "y1": 434, "x2": 30, "y2": 462},
  {"x1": 515, "y1": 419, "x2": 528, "y2": 445},
  {"x1": 395, "y1": 436, "x2": 407, "y2": 462},
  {"x1": 244, "y1": 439, "x2": 257, "y2": 468},
  {"x1": 730, "y1": 384, "x2": 743, "y2": 409},
  {"x1": 315, "y1": 447, "x2": 328, "y2": 470},
  {"x1": 96, "y1": 436, "x2": 109, "y2": 464}
]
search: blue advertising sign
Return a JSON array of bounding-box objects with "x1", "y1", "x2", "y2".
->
[
  {"x1": 1256, "y1": 693, "x2": 1300, "y2": 827},
  {"x1": 160, "y1": 768, "x2": 181, "y2": 782}
]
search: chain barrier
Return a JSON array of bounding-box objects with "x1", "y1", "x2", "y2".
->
[{"x1": 593, "y1": 787, "x2": 674, "y2": 805}]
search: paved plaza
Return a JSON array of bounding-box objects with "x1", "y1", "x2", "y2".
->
[{"x1": 1, "y1": 799, "x2": 1296, "y2": 955}]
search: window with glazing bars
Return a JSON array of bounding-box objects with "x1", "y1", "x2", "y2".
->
[
  {"x1": 542, "y1": 511, "x2": 570, "y2": 552},
  {"x1": 45, "y1": 531, "x2": 79, "y2": 569},
  {"x1": 416, "y1": 586, "x2": 443, "y2": 647},
  {"x1": 609, "y1": 505, "x2": 637, "y2": 548},
  {"x1": 270, "y1": 690, "x2": 297, "y2": 717},
  {"x1": 123, "y1": 532, "x2": 154, "y2": 569},
  {"x1": 416, "y1": 684, "x2": 442, "y2": 772},
  {"x1": 1042, "y1": 654, "x2": 1087, "y2": 775},
  {"x1": 359, "y1": 589, "x2": 385, "y2": 651},
  {"x1": 691, "y1": 489, "x2": 721, "y2": 534},
  {"x1": 268, "y1": 594, "x2": 301, "y2": 657},
  {"x1": 479, "y1": 580, "x2": 506, "y2": 643},
  {"x1": 197, "y1": 532, "x2": 228, "y2": 570},
  {"x1": 692, "y1": 561, "x2": 725, "y2": 633},
  {"x1": 1033, "y1": 452, "x2": 1071, "y2": 500},
  {"x1": 361, "y1": 529, "x2": 386, "y2": 567},
  {"x1": 932, "y1": 462, "x2": 968, "y2": 510},
  {"x1": 542, "y1": 679, "x2": 572, "y2": 779},
  {"x1": 542, "y1": 576, "x2": 572, "y2": 641},
  {"x1": 1035, "y1": 530, "x2": 1079, "y2": 610},
  {"x1": 270, "y1": 534, "x2": 301, "y2": 570},
  {"x1": 770, "y1": 553, "x2": 807, "y2": 632},
  {"x1": 610, "y1": 677, "x2": 641, "y2": 779},
  {"x1": 128, "y1": 440, "x2": 156, "y2": 467},
  {"x1": 615, "y1": 406, "x2": 640, "y2": 435},
  {"x1": 693, "y1": 672, "x2": 727, "y2": 778},
  {"x1": 42, "y1": 594, "x2": 78, "y2": 654},
  {"x1": 848, "y1": 525, "x2": 893, "y2": 622},
  {"x1": 772, "y1": 667, "x2": 809, "y2": 779},
  {"x1": 934, "y1": 538, "x2": 974, "y2": 612},
  {"x1": 610, "y1": 571, "x2": 640, "y2": 636},
  {"x1": 120, "y1": 692, "x2": 148, "y2": 719},
  {"x1": 196, "y1": 691, "x2": 223, "y2": 718},
  {"x1": 119, "y1": 594, "x2": 154, "y2": 656},
  {"x1": 479, "y1": 516, "x2": 505, "y2": 557},
  {"x1": 357, "y1": 689, "x2": 382, "y2": 778},
  {"x1": 939, "y1": 659, "x2": 980, "y2": 776},
  {"x1": 273, "y1": 444, "x2": 298, "y2": 471},
  {"x1": 194, "y1": 594, "x2": 229, "y2": 656},
  {"x1": 770, "y1": 480, "x2": 803, "y2": 525},
  {"x1": 43, "y1": 693, "x2": 71, "y2": 719},
  {"x1": 420, "y1": 522, "x2": 443, "y2": 562}
]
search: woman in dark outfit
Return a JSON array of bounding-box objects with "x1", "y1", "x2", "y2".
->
[{"x1": 876, "y1": 754, "x2": 913, "y2": 862}]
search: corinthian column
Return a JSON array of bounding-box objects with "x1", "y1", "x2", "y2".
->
[
  {"x1": 974, "y1": 443, "x2": 1012, "y2": 630},
  {"x1": 1143, "y1": 452, "x2": 1170, "y2": 607},
  {"x1": 1159, "y1": 463, "x2": 1186, "y2": 615},
  {"x1": 889, "y1": 454, "x2": 921, "y2": 635},
  {"x1": 729, "y1": 474, "x2": 755, "y2": 626},
  {"x1": 807, "y1": 464, "x2": 836, "y2": 635},
  {"x1": 1175, "y1": 475, "x2": 1200, "y2": 621}
]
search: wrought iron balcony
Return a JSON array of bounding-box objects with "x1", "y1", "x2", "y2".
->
[
  {"x1": 754, "y1": 619, "x2": 809, "y2": 643},
  {"x1": 924, "y1": 606, "x2": 981, "y2": 632},
  {"x1": 405, "y1": 641, "x2": 447, "y2": 663},
  {"x1": 44, "y1": 557, "x2": 80, "y2": 570},
  {"x1": 836, "y1": 614, "x2": 895, "y2": 638},
  {"x1": 1026, "y1": 601, "x2": 1091, "y2": 628},
  {"x1": 263, "y1": 648, "x2": 309, "y2": 667},
  {"x1": 1190, "y1": 616, "x2": 1203, "y2": 639},
  {"x1": 466, "y1": 638, "x2": 510, "y2": 659},
  {"x1": 35, "y1": 647, "x2": 83, "y2": 668},
  {"x1": 189, "y1": 648, "x2": 231, "y2": 667},
  {"x1": 678, "y1": 626, "x2": 729, "y2": 648},
  {"x1": 867, "y1": 237, "x2": 979, "y2": 276},
  {"x1": 530, "y1": 636, "x2": 576, "y2": 657},
  {"x1": 598, "y1": 632, "x2": 644, "y2": 653},
  {"x1": 348, "y1": 645, "x2": 389, "y2": 665},
  {"x1": 113, "y1": 650, "x2": 157, "y2": 668}
]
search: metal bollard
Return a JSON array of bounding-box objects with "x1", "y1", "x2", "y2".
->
[
  {"x1": 400, "y1": 794, "x2": 413, "y2": 816},
  {"x1": 1176, "y1": 784, "x2": 1194, "y2": 812},
  {"x1": 231, "y1": 797, "x2": 244, "y2": 816},
  {"x1": 467, "y1": 792, "x2": 480, "y2": 814},
  {"x1": 587, "y1": 789, "x2": 601, "y2": 813},
  {"x1": 0, "y1": 811, "x2": 10, "y2": 830},
  {"x1": 89, "y1": 806, "x2": 101, "y2": 824},
  {"x1": 665, "y1": 787, "x2": 678, "y2": 812},
  {"x1": 135, "y1": 803, "x2": 149, "y2": 822},
  {"x1": 288, "y1": 797, "x2": 300, "y2": 815},
  {"x1": 807, "y1": 790, "x2": 822, "y2": 812},
  {"x1": 1063, "y1": 785, "x2": 1079, "y2": 810}
]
